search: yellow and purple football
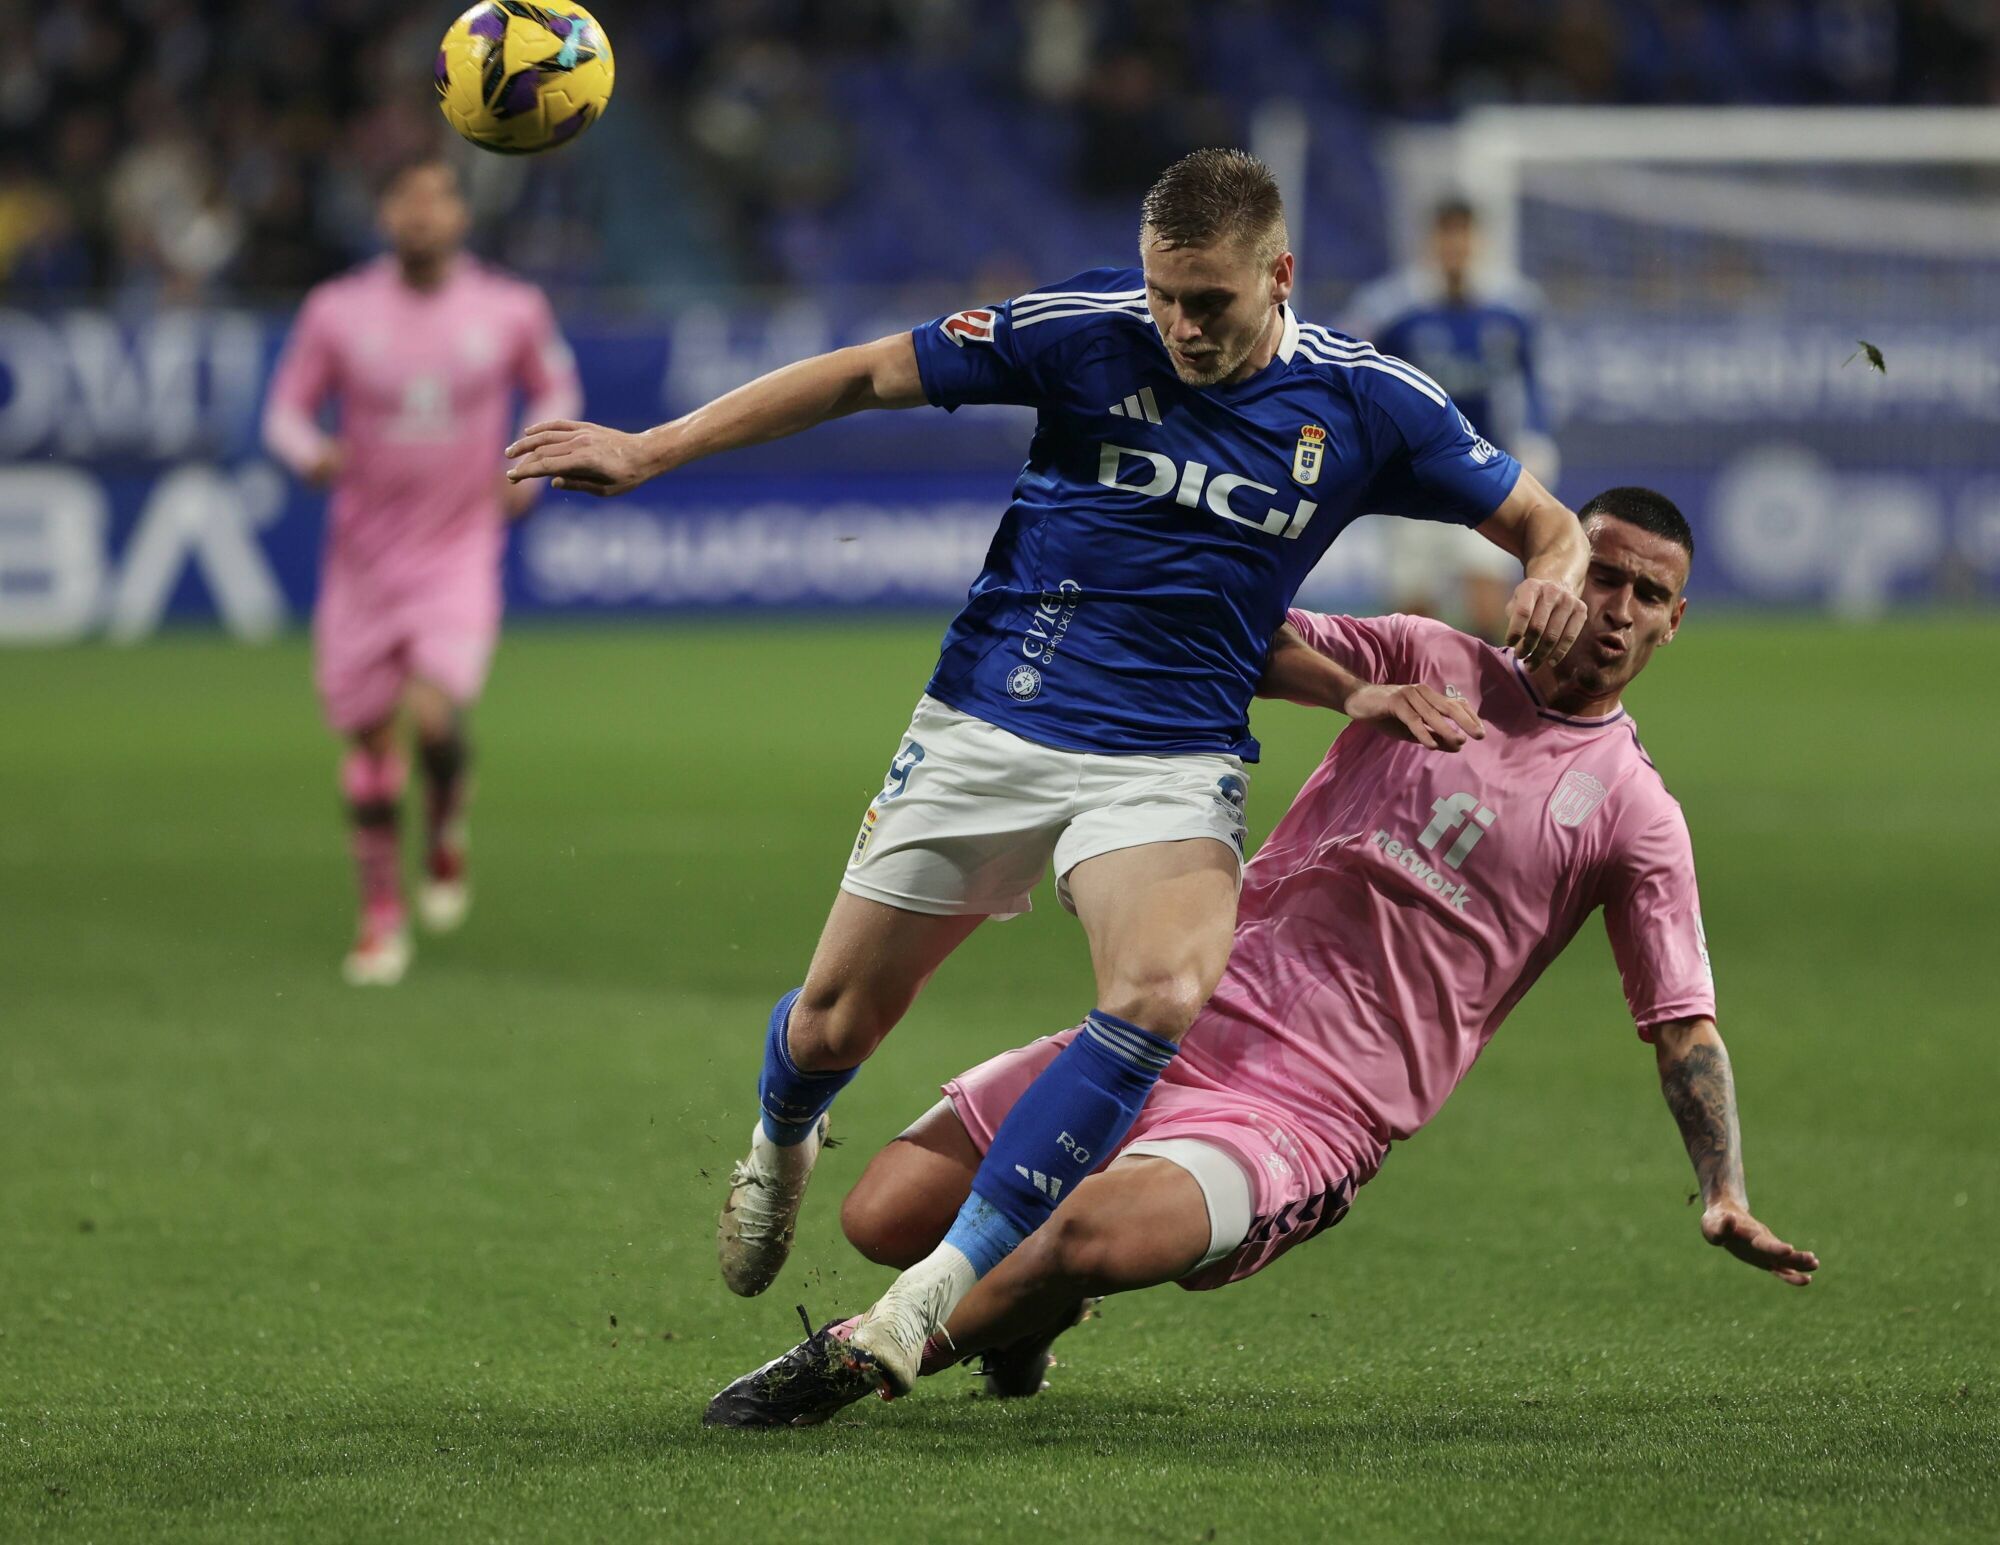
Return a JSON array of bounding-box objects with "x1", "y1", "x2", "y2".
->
[{"x1": 435, "y1": 2, "x2": 614, "y2": 155}]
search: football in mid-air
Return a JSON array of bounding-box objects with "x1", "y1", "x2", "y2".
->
[{"x1": 435, "y1": 2, "x2": 614, "y2": 155}]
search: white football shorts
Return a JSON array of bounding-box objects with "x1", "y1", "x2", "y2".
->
[
  {"x1": 1382, "y1": 517, "x2": 1520, "y2": 600},
  {"x1": 841, "y1": 695, "x2": 1250, "y2": 920}
]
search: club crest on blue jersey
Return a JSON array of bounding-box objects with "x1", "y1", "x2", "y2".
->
[
  {"x1": 1292, "y1": 424, "x2": 1326, "y2": 486},
  {"x1": 1006, "y1": 664, "x2": 1042, "y2": 701}
]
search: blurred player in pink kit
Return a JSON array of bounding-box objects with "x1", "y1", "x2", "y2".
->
[
  {"x1": 263, "y1": 157, "x2": 581, "y2": 985},
  {"x1": 706, "y1": 486, "x2": 1819, "y2": 1426}
]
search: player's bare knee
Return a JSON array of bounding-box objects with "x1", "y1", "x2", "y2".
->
[
  {"x1": 840, "y1": 1161, "x2": 943, "y2": 1268},
  {"x1": 1098, "y1": 969, "x2": 1207, "y2": 1039},
  {"x1": 839, "y1": 1184, "x2": 913, "y2": 1267},
  {"x1": 789, "y1": 980, "x2": 894, "y2": 1069}
]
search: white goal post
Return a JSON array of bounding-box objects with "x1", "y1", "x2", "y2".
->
[
  {"x1": 1454, "y1": 107, "x2": 2000, "y2": 279},
  {"x1": 1370, "y1": 106, "x2": 2000, "y2": 612}
]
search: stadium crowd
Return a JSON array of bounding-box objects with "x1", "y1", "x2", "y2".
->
[{"x1": 1, "y1": 0, "x2": 1993, "y2": 300}]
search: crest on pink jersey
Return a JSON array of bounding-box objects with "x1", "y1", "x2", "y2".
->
[{"x1": 1549, "y1": 768, "x2": 1608, "y2": 827}]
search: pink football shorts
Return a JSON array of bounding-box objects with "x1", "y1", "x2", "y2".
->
[
  {"x1": 313, "y1": 564, "x2": 499, "y2": 733},
  {"x1": 943, "y1": 1028, "x2": 1366, "y2": 1291}
]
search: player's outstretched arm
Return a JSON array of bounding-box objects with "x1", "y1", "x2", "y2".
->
[
  {"x1": 1257, "y1": 623, "x2": 1484, "y2": 752},
  {"x1": 505, "y1": 332, "x2": 927, "y2": 496},
  {"x1": 1651, "y1": 1016, "x2": 1819, "y2": 1287},
  {"x1": 263, "y1": 296, "x2": 341, "y2": 486},
  {"x1": 1474, "y1": 470, "x2": 1590, "y2": 669}
]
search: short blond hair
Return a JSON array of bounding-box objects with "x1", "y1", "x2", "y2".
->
[{"x1": 1139, "y1": 148, "x2": 1288, "y2": 265}]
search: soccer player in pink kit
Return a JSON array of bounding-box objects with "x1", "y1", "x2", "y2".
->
[
  {"x1": 705, "y1": 486, "x2": 1819, "y2": 1426},
  {"x1": 263, "y1": 157, "x2": 581, "y2": 984}
]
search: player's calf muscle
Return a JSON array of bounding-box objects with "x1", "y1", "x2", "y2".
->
[
  {"x1": 1017, "y1": 1174, "x2": 1207, "y2": 1292},
  {"x1": 788, "y1": 897, "x2": 982, "y2": 1069}
]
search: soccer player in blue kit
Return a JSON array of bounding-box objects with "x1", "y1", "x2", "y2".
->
[
  {"x1": 505, "y1": 149, "x2": 1590, "y2": 1403},
  {"x1": 1346, "y1": 197, "x2": 1561, "y2": 637}
]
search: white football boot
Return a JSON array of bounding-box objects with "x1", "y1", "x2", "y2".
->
[
  {"x1": 717, "y1": 1115, "x2": 830, "y2": 1297},
  {"x1": 416, "y1": 876, "x2": 471, "y2": 933},
  {"x1": 846, "y1": 1245, "x2": 979, "y2": 1397},
  {"x1": 417, "y1": 837, "x2": 471, "y2": 933},
  {"x1": 342, "y1": 921, "x2": 412, "y2": 986}
]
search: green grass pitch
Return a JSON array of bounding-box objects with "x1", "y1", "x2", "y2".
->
[{"x1": 2, "y1": 618, "x2": 1995, "y2": 1543}]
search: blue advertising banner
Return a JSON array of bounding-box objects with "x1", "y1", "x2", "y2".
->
[{"x1": 1, "y1": 306, "x2": 1995, "y2": 642}]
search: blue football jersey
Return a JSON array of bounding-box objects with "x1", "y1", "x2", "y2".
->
[
  {"x1": 1343, "y1": 270, "x2": 1550, "y2": 454},
  {"x1": 910, "y1": 267, "x2": 1522, "y2": 760}
]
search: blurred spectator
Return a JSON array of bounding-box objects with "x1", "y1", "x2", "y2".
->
[
  {"x1": 0, "y1": 156, "x2": 91, "y2": 290},
  {"x1": 0, "y1": 0, "x2": 1991, "y2": 303},
  {"x1": 1345, "y1": 197, "x2": 1558, "y2": 639}
]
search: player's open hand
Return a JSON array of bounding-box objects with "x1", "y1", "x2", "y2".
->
[
  {"x1": 1504, "y1": 577, "x2": 1587, "y2": 670},
  {"x1": 1700, "y1": 1202, "x2": 1819, "y2": 1286},
  {"x1": 506, "y1": 420, "x2": 655, "y2": 497},
  {"x1": 1345, "y1": 683, "x2": 1485, "y2": 752}
]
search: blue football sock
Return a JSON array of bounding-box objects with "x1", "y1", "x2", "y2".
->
[
  {"x1": 942, "y1": 1010, "x2": 1178, "y2": 1277},
  {"x1": 756, "y1": 988, "x2": 857, "y2": 1146}
]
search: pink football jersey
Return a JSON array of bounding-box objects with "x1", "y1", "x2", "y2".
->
[
  {"x1": 1182, "y1": 611, "x2": 1716, "y2": 1180},
  {"x1": 263, "y1": 255, "x2": 580, "y2": 583}
]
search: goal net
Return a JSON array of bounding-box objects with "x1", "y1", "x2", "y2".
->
[{"x1": 1453, "y1": 108, "x2": 2000, "y2": 611}]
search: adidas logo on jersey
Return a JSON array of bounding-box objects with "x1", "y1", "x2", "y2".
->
[
  {"x1": 1107, "y1": 387, "x2": 1163, "y2": 425},
  {"x1": 1456, "y1": 410, "x2": 1501, "y2": 465}
]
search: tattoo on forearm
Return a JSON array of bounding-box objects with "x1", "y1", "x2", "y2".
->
[{"x1": 1660, "y1": 1042, "x2": 1745, "y2": 1204}]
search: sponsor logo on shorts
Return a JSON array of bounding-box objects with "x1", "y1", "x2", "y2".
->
[
  {"x1": 1006, "y1": 664, "x2": 1042, "y2": 701},
  {"x1": 849, "y1": 805, "x2": 878, "y2": 865}
]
